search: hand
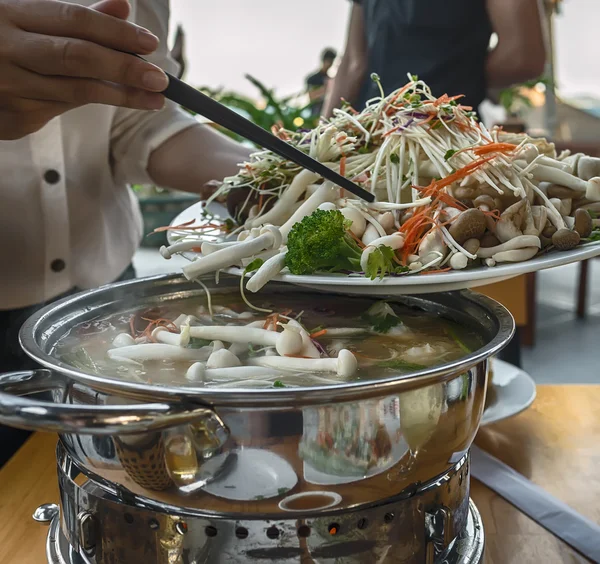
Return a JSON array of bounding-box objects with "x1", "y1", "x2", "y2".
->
[{"x1": 0, "y1": 0, "x2": 170, "y2": 140}]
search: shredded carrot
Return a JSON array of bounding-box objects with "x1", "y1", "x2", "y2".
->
[
  {"x1": 309, "y1": 329, "x2": 327, "y2": 339},
  {"x1": 339, "y1": 156, "x2": 347, "y2": 177},
  {"x1": 472, "y1": 142, "x2": 517, "y2": 156},
  {"x1": 191, "y1": 247, "x2": 202, "y2": 253},
  {"x1": 258, "y1": 192, "x2": 265, "y2": 213},
  {"x1": 129, "y1": 315, "x2": 137, "y2": 338},
  {"x1": 420, "y1": 267, "x2": 452, "y2": 275},
  {"x1": 347, "y1": 228, "x2": 367, "y2": 249}
]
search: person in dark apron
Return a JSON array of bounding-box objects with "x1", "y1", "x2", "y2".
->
[
  {"x1": 323, "y1": 0, "x2": 545, "y2": 117},
  {"x1": 321, "y1": 0, "x2": 545, "y2": 368}
]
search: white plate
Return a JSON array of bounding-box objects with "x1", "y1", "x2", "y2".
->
[
  {"x1": 169, "y1": 201, "x2": 600, "y2": 295},
  {"x1": 201, "y1": 448, "x2": 297, "y2": 501},
  {"x1": 481, "y1": 359, "x2": 537, "y2": 425}
]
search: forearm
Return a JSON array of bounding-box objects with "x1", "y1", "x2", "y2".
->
[
  {"x1": 485, "y1": 0, "x2": 546, "y2": 89},
  {"x1": 147, "y1": 124, "x2": 251, "y2": 197},
  {"x1": 322, "y1": 56, "x2": 366, "y2": 118}
]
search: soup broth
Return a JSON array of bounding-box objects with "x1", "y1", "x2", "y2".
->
[{"x1": 52, "y1": 291, "x2": 482, "y2": 389}]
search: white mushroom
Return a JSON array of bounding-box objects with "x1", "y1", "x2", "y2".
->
[
  {"x1": 476, "y1": 235, "x2": 541, "y2": 259},
  {"x1": 340, "y1": 207, "x2": 367, "y2": 237},
  {"x1": 151, "y1": 327, "x2": 190, "y2": 347},
  {"x1": 531, "y1": 165, "x2": 600, "y2": 201},
  {"x1": 185, "y1": 363, "x2": 283, "y2": 384},
  {"x1": 359, "y1": 233, "x2": 405, "y2": 273},
  {"x1": 107, "y1": 344, "x2": 212, "y2": 362},
  {"x1": 182, "y1": 225, "x2": 282, "y2": 280},
  {"x1": 200, "y1": 241, "x2": 238, "y2": 256},
  {"x1": 280, "y1": 181, "x2": 339, "y2": 241},
  {"x1": 418, "y1": 229, "x2": 447, "y2": 264},
  {"x1": 249, "y1": 349, "x2": 358, "y2": 378},
  {"x1": 228, "y1": 321, "x2": 269, "y2": 356},
  {"x1": 361, "y1": 223, "x2": 380, "y2": 246},
  {"x1": 492, "y1": 247, "x2": 539, "y2": 263},
  {"x1": 246, "y1": 250, "x2": 288, "y2": 293},
  {"x1": 376, "y1": 211, "x2": 395, "y2": 234},
  {"x1": 159, "y1": 240, "x2": 202, "y2": 259},
  {"x1": 112, "y1": 333, "x2": 136, "y2": 348},
  {"x1": 188, "y1": 325, "x2": 278, "y2": 346},
  {"x1": 206, "y1": 348, "x2": 242, "y2": 369},
  {"x1": 246, "y1": 169, "x2": 321, "y2": 228},
  {"x1": 317, "y1": 202, "x2": 337, "y2": 212},
  {"x1": 274, "y1": 324, "x2": 304, "y2": 356},
  {"x1": 285, "y1": 319, "x2": 321, "y2": 358},
  {"x1": 450, "y1": 252, "x2": 468, "y2": 270},
  {"x1": 577, "y1": 156, "x2": 600, "y2": 181}
]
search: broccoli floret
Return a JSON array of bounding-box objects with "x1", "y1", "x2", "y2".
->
[{"x1": 285, "y1": 209, "x2": 363, "y2": 275}]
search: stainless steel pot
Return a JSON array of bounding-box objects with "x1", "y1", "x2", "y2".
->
[{"x1": 0, "y1": 274, "x2": 513, "y2": 518}]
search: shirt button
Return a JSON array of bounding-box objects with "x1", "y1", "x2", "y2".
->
[
  {"x1": 50, "y1": 259, "x2": 66, "y2": 273},
  {"x1": 44, "y1": 170, "x2": 60, "y2": 184}
]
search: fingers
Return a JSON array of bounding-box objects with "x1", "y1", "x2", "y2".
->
[
  {"x1": 3, "y1": 66, "x2": 165, "y2": 111},
  {"x1": 14, "y1": 33, "x2": 169, "y2": 93},
  {"x1": 11, "y1": 0, "x2": 158, "y2": 55},
  {"x1": 90, "y1": 0, "x2": 131, "y2": 20}
]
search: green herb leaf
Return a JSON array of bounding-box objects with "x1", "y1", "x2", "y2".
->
[
  {"x1": 362, "y1": 301, "x2": 402, "y2": 333},
  {"x1": 444, "y1": 149, "x2": 457, "y2": 161},
  {"x1": 370, "y1": 72, "x2": 381, "y2": 83},
  {"x1": 411, "y1": 74, "x2": 419, "y2": 81},
  {"x1": 273, "y1": 380, "x2": 286, "y2": 388},
  {"x1": 390, "y1": 153, "x2": 400, "y2": 164},
  {"x1": 188, "y1": 338, "x2": 211, "y2": 349},
  {"x1": 377, "y1": 358, "x2": 425, "y2": 371},
  {"x1": 243, "y1": 258, "x2": 265, "y2": 275}
]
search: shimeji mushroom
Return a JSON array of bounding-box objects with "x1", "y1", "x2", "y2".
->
[
  {"x1": 189, "y1": 323, "x2": 305, "y2": 358},
  {"x1": 185, "y1": 363, "x2": 283, "y2": 383},
  {"x1": 492, "y1": 247, "x2": 539, "y2": 263},
  {"x1": 182, "y1": 225, "x2": 282, "y2": 280},
  {"x1": 574, "y1": 209, "x2": 593, "y2": 238},
  {"x1": 531, "y1": 165, "x2": 600, "y2": 201},
  {"x1": 200, "y1": 241, "x2": 239, "y2": 256},
  {"x1": 246, "y1": 169, "x2": 321, "y2": 228},
  {"x1": 552, "y1": 229, "x2": 581, "y2": 251},
  {"x1": 107, "y1": 344, "x2": 212, "y2": 362},
  {"x1": 418, "y1": 229, "x2": 447, "y2": 265},
  {"x1": 476, "y1": 235, "x2": 541, "y2": 259},
  {"x1": 249, "y1": 349, "x2": 358, "y2": 378},
  {"x1": 152, "y1": 327, "x2": 191, "y2": 347},
  {"x1": 359, "y1": 232, "x2": 405, "y2": 273},
  {"x1": 340, "y1": 207, "x2": 367, "y2": 237},
  {"x1": 112, "y1": 333, "x2": 136, "y2": 348},
  {"x1": 206, "y1": 348, "x2": 242, "y2": 369},
  {"x1": 228, "y1": 321, "x2": 270, "y2": 356},
  {"x1": 578, "y1": 156, "x2": 600, "y2": 181},
  {"x1": 362, "y1": 223, "x2": 381, "y2": 246},
  {"x1": 284, "y1": 319, "x2": 321, "y2": 358},
  {"x1": 280, "y1": 182, "x2": 339, "y2": 240},
  {"x1": 159, "y1": 239, "x2": 203, "y2": 259},
  {"x1": 246, "y1": 250, "x2": 288, "y2": 293},
  {"x1": 448, "y1": 208, "x2": 487, "y2": 244}
]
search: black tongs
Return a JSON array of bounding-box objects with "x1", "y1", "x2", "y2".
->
[{"x1": 160, "y1": 72, "x2": 375, "y2": 203}]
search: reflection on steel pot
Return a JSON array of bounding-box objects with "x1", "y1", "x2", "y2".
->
[{"x1": 0, "y1": 274, "x2": 512, "y2": 521}]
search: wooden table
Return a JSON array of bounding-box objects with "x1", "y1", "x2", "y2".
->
[{"x1": 0, "y1": 385, "x2": 597, "y2": 564}]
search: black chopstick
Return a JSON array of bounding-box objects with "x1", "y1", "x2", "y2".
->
[{"x1": 159, "y1": 72, "x2": 375, "y2": 203}]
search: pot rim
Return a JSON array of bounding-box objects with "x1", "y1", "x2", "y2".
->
[{"x1": 19, "y1": 274, "x2": 515, "y2": 407}]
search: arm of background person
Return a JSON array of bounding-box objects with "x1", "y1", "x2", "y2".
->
[
  {"x1": 486, "y1": 0, "x2": 546, "y2": 88},
  {"x1": 321, "y1": 2, "x2": 368, "y2": 118},
  {"x1": 110, "y1": 0, "x2": 250, "y2": 196}
]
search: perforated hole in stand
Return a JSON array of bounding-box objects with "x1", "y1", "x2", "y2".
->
[
  {"x1": 124, "y1": 514, "x2": 134, "y2": 524},
  {"x1": 357, "y1": 518, "x2": 368, "y2": 530},
  {"x1": 205, "y1": 526, "x2": 218, "y2": 538},
  {"x1": 327, "y1": 523, "x2": 340, "y2": 536},
  {"x1": 266, "y1": 526, "x2": 279, "y2": 539},
  {"x1": 235, "y1": 527, "x2": 248, "y2": 539}
]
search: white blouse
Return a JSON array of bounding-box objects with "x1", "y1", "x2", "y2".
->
[{"x1": 0, "y1": 0, "x2": 196, "y2": 309}]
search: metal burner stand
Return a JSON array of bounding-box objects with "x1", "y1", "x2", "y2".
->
[{"x1": 35, "y1": 446, "x2": 484, "y2": 564}]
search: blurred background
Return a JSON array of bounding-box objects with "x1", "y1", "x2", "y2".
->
[{"x1": 135, "y1": 0, "x2": 600, "y2": 385}]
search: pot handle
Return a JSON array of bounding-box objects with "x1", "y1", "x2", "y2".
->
[{"x1": 0, "y1": 369, "x2": 226, "y2": 435}]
